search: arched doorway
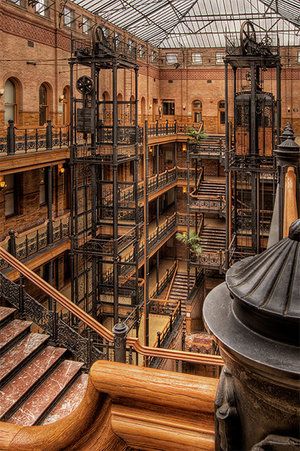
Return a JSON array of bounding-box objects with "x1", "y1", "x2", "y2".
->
[
  {"x1": 39, "y1": 83, "x2": 52, "y2": 125},
  {"x1": 62, "y1": 85, "x2": 70, "y2": 124},
  {"x1": 192, "y1": 100, "x2": 202, "y2": 124},
  {"x1": 140, "y1": 96, "x2": 146, "y2": 124},
  {"x1": 4, "y1": 78, "x2": 18, "y2": 123}
]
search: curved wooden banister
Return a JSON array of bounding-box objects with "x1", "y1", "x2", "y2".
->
[
  {"x1": 0, "y1": 246, "x2": 114, "y2": 342},
  {"x1": 0, "y1": 361, "x2": 217, "y2": 450},
  {"x1": 0, "y1": 246, "x2": 223, "y2": 366},
  {"x1": 283, "y1": 166, "x2": 299, "y2": 237}
]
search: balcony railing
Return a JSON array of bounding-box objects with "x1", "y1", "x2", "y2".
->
[
  {"x1": 0, "y1": 120, "x2": 69, "y2": 155},
  {"x1": 0, "y1": 120, "x2": 225, "y2": 157},
  {"x1": 0, "y1": 214, "x2": 70, "y2": 271}
]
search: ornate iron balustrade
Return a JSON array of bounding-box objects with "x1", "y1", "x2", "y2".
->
[
  {"x1": 149, "y1": 260, "x2": 177, "y2": 299},
  {"x1": 191, "y1": 250, "x2": 225, "y2": 270},
  {"x1": 0, "y1": 215, "x2": 70, "y2": 270},
  {"x1": 147, "y1": 120, "x2": 177, "y2": 137},
  {"x1": 0, "y1": 120, "x2": 69, "y2": 155},
  {"x1": 0, "y1": 272, "x2": 107, "y2": 367},
  {"x1": 190, "y1": 195, "x2": 226, "y2": 215},
  {"x1": 188, "y1": 138, "x2": 225, "y2": 161}
]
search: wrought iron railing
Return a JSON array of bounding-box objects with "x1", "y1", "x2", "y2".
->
[
  {"x1": 0, "y1": 246, "x2": 223, "y2": 368},
  {"x1": 0, "y1": 214, "x2": 70, "y2": 270},
  {"x1": 0, "y1": 120, "x2": 69, "y2": 155}
]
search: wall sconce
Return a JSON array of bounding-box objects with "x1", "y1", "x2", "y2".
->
[
  {"x1": 182, "y1": 143, "x2": 187, "y2": 152},
  {"x1": 182, "y1": 105, "x2": 186, "y2": 110},
  {"x1": 149, "y1": 104, "x2": 152, "y2": 109},
  {"x1": 0, "y1": 176, "x2": 7, "y2": 190},
  {"x1": 182, "y1": 186, "x2": 187, "y2": 194},
  {"x1": 59, "y1": 94, "x2": 65, "y2": 102},
  {"x1": 0, "y1": 88, "x2": 4, "y2": 96},
  {"x1": 58, "y1": 164, "x2": 65, "y2": 175},
  {"x1": 149, "y1": 146, "x2": 153, "y2": 154}
]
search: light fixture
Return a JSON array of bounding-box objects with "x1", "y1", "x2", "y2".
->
[
  {"x1": 182, "y1": 186, "x2": 187, "y2": 194},
  {"x1": 58, "y1": 164, "x2": 65, "y2": 175},
  {"x1": 182, "y1": 143, "x2": 187, "y2": 152},
  {"x1": 0, "y1": 176, "x2": 7, "y2": 190},
  {"x1": 149, "y1": 104, "x2": 152, "y2": 109},
  {"x1": 0, "y1": 88, "x2": 4, "y2": 96},
  {"x1": 182, "y1": 105, "x2": 186, "y2": 110},
  {"x1": 59, "y1": 94, "x2": 65, "y2": 102},
  {"x1": 149, "y1": 146, "x2": 153, "y2": 154}
]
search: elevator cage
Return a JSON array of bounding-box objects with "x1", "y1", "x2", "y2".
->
[
  {"x1": 224, "y1": 21, "x2": 281, "y2": 264},
  {"x1": 69, "y1": 27, "x2": 143, "y2": 330}
]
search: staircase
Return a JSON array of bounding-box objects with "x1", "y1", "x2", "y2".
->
[
  {"x1": 199, "y1": 226, "x2": 226, "y2": 253},
  {"x1": 0, "y1": 306, "x2": 88, "y2": 426},
  {"x1": 197, "y1": 181, "x2": 225, "y2": 196},
  {"x1": 169, "y1": 272, "x2": 196, "y2": 313}
]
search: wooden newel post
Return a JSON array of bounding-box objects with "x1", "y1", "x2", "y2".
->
[{"x1": 113, "y1": 321, "x2": 128, "y2": 363}]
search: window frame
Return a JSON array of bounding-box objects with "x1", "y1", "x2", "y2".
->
[
  {"x1": 162, "y1": 100, "x2": 175, "y2": 116},
  {"x1": 165, "y1": 53, "x2": 178, "y2": 65},
  {"x1": 215, "y1": 52, "x2": 225, "y2": 65},
  {"x1": 191, "y1": 52, "x2": 203, "y2": 65},
  {"x1": 63, "y1": 6, "x2": 75, "y2": 28}
]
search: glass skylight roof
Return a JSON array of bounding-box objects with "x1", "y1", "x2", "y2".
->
[{"x1": 71, "y1": 0, "x2": 300, "y2": 47}]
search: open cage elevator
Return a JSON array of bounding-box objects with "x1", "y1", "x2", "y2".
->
[
  {"x1": 225, "y1": 21, "x2": 281, "y2": 265},
  {"x1": 69, "y1": 28, "x2": 143, "y2": 331}
]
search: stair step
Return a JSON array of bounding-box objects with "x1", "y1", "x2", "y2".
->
[
  {"x1": 42, "y1": 374, "x2": 89, "y2": 425},
  {"x1": 0, "y1": 307, "x2": 16, "y2": 327},
  {"x1": 0, "y1": 333, "x2": 49, "y2": 387},
  {"x1": 0, "y1": 319, "x2": 32, "y2": 356},
  {"x1": 0, "y1": 346, "x2": 66, "y2": 420},
  {"x1": 8, "y1": 360, "x2": 84, "y2": 426}
]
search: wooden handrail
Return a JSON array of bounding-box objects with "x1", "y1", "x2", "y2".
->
[
  {"x1": 126, "y1": 337, "x2": 223, "y2": 366},
  {"x1": 0, "y1": 361, "x2": 217, "y2": 450},
  {"x1": 283, "y1": 166, "x2": 298, "y2": 237},
  {"x1": 0, "y1": 247, "x2": 114, "y2": 342},
  {"x1": 0, "y1": 246, "x2": 223, "y2": 367}
]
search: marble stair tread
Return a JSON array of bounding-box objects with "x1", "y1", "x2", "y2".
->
[
  {"x1": 0, "y1": 319, "x2": 32, "y2": 354},
  {"x1": 0, "y1": 346, "x2": 66, "y2": 419},
  {"x1": 0, "y1": 333, "x2": 49, "y2": 385},
  {"x1": 42, "y1": 373, "x2": 89, "y2": 425},
  {"x1": 8, "y1": 360, "x2": 84, "y2": 426},
  {"x1": 0, "y1": 307, "x2": 16, "y2": 327}
]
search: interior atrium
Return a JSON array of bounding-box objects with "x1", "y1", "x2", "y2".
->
[{"x1": 0, "y1": 0, "x2": 299, "y2": 449}]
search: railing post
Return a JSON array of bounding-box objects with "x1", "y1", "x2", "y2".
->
[
  {"x1": 155, "y1": 120, "x2": 158, "y2": 136},
  {"x1": 181, "y1": 330, "x2": 186, "y2": 351},
  {"x1": 113, "y1": 321, "x2": 128, "y2": 363},
  {"x1": 7, "y1": 120, "x2": 16, "y2": 155},
  {"x1": 46, "y1": 120, "x2": 53, "y2": 150},
  {"x1": 8, "y1": 229, "x2": 17, "y2": 257},
  {"x1": 166, "y1": 119, "x2": 169, "y2": 135},
  {"x1": 174, "y1": 119, "x2": 177, "y2": 133},
  {"x1": 157, "y1": 331, "x2": 161, "y2": 348},
  {"x1": 170, "y1": 314, "x2": 173, "y2": 332}
]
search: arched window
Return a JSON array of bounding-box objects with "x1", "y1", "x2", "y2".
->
[
  {"x1": 39, "y1": 83, "x2": 52, "y2": 125},
  {"x1": 62, "y1": 85, "x2": 70, "y2": 124},
  {"x1": 4, "y1": 79, "x2": 17, "y2": 123},
  {"x1": 192, "y1": 100, "x2": 202, "y2": 123},
  {"x1": 218, "y1": 100, "x2": 225, "y2": 125}
]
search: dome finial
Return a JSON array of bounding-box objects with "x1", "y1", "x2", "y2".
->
[{"x1": 289, "y1": 219, "x2": 300, "y2": 242}]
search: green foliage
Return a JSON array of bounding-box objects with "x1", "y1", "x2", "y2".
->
[
  {"x1": 187, "y1": 126, "x2": 208, "y2": 143},
  {"x1": 176, "y1": 231, "x2": 202, "y2": 256}
]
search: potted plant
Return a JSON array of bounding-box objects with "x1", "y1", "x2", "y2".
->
[{"x1": 175, "y1": 231, "x2": 202, "y2": 257}]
